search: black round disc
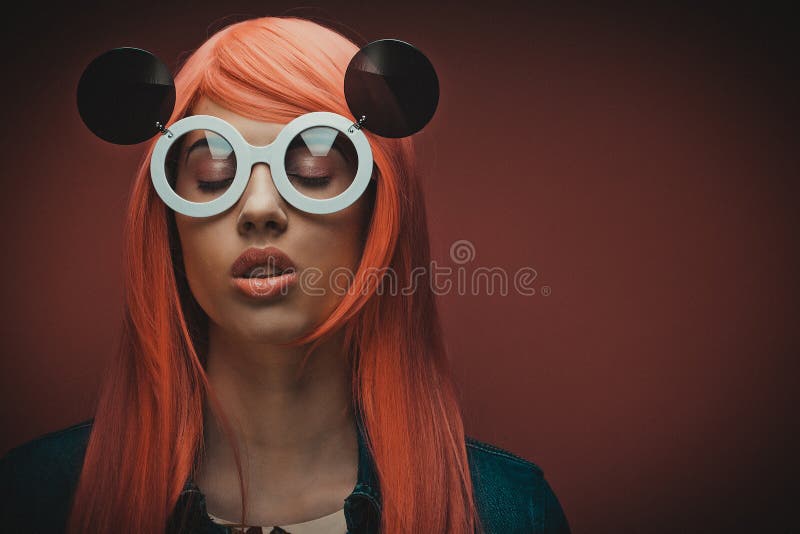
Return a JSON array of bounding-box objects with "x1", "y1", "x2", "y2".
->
[
  {"x1": 77, "y1": 47, "x2": 175, "y2": 145},
  {"x1": 344, "y1": 39, "x2": 439, "y2": 138}
]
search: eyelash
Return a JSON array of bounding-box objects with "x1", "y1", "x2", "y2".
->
[
  {"x1": 197, "y1": 178, "x2": 233, "y2": 192},
  {"x1": 196, "y1": 175, "x2": 331, "y2": 192},
  {"x1": 288, "y1": 174, "x2": 331, "y2": 188}
]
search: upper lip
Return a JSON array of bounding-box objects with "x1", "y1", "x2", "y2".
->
[{"x1": 230, "y1": 246, "x2": 296, "y2": 278}]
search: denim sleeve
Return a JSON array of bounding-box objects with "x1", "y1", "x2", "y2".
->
[
  {"x1": 0, "y1": 446, "x2": 35, "y2": 530},
  {"x1": 542, "y1": 476, "x2": 571, "y2": 534},
  {"x1": 0, "y1": 424, "x2": 91, "y2": 533}
]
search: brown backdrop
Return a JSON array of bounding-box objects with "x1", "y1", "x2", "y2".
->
[{"x1": 1, "y1": 2, "x2": 797, "y2": 533}]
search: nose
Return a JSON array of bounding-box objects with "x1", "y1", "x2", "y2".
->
[{"x1": 236, "y1": 163, "x2": 289, "y2": 236}]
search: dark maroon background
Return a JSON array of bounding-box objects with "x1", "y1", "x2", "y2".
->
[{"x1": 1, "y1": 2, "x2": 797, "y2": 533}]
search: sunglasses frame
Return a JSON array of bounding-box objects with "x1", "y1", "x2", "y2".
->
[{"x1": 150, "y1": 111, "x2": 374, "y2": 217}]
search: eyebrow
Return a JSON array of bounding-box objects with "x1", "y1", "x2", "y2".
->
[
  {"x1": 184, "y1": 134, "x2": 356, "y2": 166},
  {"x1": 184, "y1": 137, "x2": 209, "y2": 164},
  {"x1": 286, "y1": 136, "x2": 355, "y2": 166}
]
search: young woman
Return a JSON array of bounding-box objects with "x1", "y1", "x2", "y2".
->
[{"x1": 0, "y1": 16, "x2": 570, "y2": 534}]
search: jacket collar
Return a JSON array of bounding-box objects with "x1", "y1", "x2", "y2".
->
[
  {"x1": 343, "y1": 409, "x2": 381, "y2": 533},
  {"x1": 171, "y1": 409, "x2": 381, "y2": 533}
]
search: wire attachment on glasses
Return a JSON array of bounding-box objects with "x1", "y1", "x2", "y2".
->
[
  {"x1": 348, "y1": 115, "x2": 367, "y2": 133},
  {"x1": 155, "y1": 121, "x2": 173, "y2": 138}
]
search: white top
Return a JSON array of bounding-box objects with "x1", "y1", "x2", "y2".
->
[{"x1": 207, "y1": 506, "x2": 347, "y2": 533}]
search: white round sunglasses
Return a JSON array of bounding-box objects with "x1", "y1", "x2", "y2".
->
[
  {"x1": 150, "y1": 112, "x2": 374, "y2": 217},
  {"x1": 77, "y1": 41, "x2": 439, "y2": 214}
]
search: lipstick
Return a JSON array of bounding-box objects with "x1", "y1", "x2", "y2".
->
[{"x1": 230, "y1": 246, "x2": 298, "y2": 300}]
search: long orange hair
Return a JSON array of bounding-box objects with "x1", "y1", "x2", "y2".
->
[{"x1": 67, "y1": 16, "x2": 482, "y2": 533}]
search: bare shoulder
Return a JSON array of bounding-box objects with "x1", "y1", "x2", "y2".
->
[{"x1": 465, "y1": 434, "x2": 571, "y2": 534}]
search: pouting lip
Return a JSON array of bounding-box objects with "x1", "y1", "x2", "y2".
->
[{"x1": 230, "y1": 246, "x2": 297, "y2": 278}]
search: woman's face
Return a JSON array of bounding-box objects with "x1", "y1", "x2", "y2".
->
[{"x1": 172, "y1": 96, "x2": 373, "y2": 343}]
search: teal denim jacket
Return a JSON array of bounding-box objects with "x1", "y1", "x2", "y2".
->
[{"x1": 1, "y1": 416, "x2": 570, "y2": 533}]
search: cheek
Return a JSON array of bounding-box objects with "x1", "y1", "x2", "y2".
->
[
  {"x1": 309, "y1": 206, "x2": 372, "y2": 303},
  {"x1": 174, "y1": 216, "x2": 225, "y2": 308},
  {"x1": 311, "y1": 201, "x2": 371, "y2": 270}
]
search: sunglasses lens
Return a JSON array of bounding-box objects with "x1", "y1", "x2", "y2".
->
[
  {"x1": 165, "y1": 129, "x2": 237, "y2": 203},
  {"x1": 284, "y1": 126, "x2": 358, "y2": 200}
]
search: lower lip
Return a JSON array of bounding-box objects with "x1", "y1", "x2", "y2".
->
[{"x1": 231, "y1": 271, "x2": 298, "y2": 300}]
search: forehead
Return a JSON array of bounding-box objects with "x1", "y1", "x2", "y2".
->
[{"x1": 190, "y1": 96, "x2": 285, "y2": 145}]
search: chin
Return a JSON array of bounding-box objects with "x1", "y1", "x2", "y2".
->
[{"x1": 229, "y1": 312, "x2": 315, "y2": 344}]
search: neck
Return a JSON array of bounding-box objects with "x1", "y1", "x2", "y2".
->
[{"x1": 197, "y1": 321, "x2": 357, "y2": 494}]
